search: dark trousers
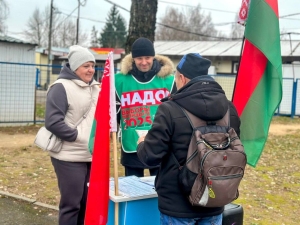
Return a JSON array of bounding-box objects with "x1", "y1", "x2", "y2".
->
[
  {"x1": 125, "y1": 166, "x2": 159, "y2": 177},
  {"x1": 51, "y1": 157, "x2": 91, "y2": 225}
]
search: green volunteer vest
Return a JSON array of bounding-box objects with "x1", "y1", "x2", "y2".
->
[{"x1": 115, "y1": 73, "x2": 174, "y2": 153}]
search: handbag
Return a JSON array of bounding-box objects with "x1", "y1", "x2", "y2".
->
[
  {"x1": 34, "y1": 126, "x2": 63, "y2": 153},
  {"x1": 34, "y1": 101, "x2": 93, "y2": 153}
]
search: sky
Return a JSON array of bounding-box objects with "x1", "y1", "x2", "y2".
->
[{"x1": 5, "y1": 0, "x2": 300, "y2": 43}]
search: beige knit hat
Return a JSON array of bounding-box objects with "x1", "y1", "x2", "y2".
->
[{"x1": 68, "y1": 45, "x2": 95, "y2": 71}]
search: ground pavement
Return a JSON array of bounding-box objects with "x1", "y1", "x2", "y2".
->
[{"x1": 0, "y1": 191, "x2": 58, "y2": 225}]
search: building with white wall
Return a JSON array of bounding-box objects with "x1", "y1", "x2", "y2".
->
[{"x1": 0, "y1": 36, "x2": 37, "y2": 125}]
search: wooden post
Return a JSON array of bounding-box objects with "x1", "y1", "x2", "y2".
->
[{"x1": 112, "y1": 132, "x2": 119, "y2": 225}]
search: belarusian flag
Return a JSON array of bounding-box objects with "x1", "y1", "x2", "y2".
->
[
  {"x1": 85, "y1": 52, "x2": 117, "y2": 225},
  {"x1": 232, "y1": 0, "x2": 282, "y2": 167}
]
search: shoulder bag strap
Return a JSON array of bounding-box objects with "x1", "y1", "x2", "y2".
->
[
  {"x1": 73, "y1": 87, "x2": 94, "y2": 128},
  {"x1": 73, "y1": 101, "x2": 93, "y2": 128}
]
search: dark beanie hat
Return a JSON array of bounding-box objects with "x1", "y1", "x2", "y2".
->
[
  {"x1": 176, "y1": 53, "x2": 211, "y2": 79},
  {"x1": 131, "y1": 37, "x2": 155, "y2": 58}
]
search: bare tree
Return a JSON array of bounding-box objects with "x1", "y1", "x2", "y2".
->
[
  {"x1": 23, "y1": 8, "x2": 45, "y2": 46},
  {"x1": 125, "y1": 0, "x2": 157, "y2": 54},
  {"x1": 230, "y1": 14, "x2": 245, "y2": 39},
  {"x1": 156, "y1": 4, "x2": 218, "y2": 41},
  {"x1": 23, "y1": 5, "x2": 88, "y2": 47},
  {"x1": 23, "y1": 6, "x2": 61, "y2": 47},
  {"x1": 54, "y1": 20, "x2": 75, "y2": 47},
  {"x1": 0, "y1": 0, "x2": 9, "y2": 34}
]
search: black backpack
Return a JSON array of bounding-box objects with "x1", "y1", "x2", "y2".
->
[{"x1": 172, "y1": 105, "x2": 247, "y2": 208}]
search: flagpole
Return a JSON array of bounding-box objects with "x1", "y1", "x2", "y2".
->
[
  {"x1": 231, "y1": 35, "x2": 245, "y2": 102},
  {"x1": 108, "y1": 50, "x2": 119, "y2": 225},
  {"x1": 112, "y1": 131, "x2": 119, "y2": 225},
  {"x1": 232, "y1": 0, "x2": 250, "y2": 102},
  {"x1": 112, "y1": 132, "x2": 119, "y2": 195}
]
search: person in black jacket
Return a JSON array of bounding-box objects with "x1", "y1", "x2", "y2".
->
[{"x1": 137, "y1": 53, "x2": 241, "y2": 225}]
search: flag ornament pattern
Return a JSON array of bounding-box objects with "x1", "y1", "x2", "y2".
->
[
  {"x1": 238, "y1": 0, "x2": 251, "y2": 25},
  {"x1": 85, "y1": 52, "x2": 116, "y2": 225},
  {"x1": 232, "y1": 0, "x2": 283, "y2": 167}
]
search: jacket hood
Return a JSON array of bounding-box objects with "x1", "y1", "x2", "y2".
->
[
  {"x1": 120, "y1": 54, "x2": 174, "y2": 77},
  {"x1": 58, "y1": 63, "x2": 81, "y2": 80},
  {"x1": 164, "y1": 76, "x2": 229, "y2": 121}
]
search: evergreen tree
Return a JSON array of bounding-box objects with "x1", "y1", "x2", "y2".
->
[
  {"x1": 90, "y1": 26, "x2": 99, "y2": 47},
  {"x1": 115, "y1": 15, "x2": 127, "y2": 48},
  {"x1": 99, "y1": 5, "x2": 127, "y2": 48}
]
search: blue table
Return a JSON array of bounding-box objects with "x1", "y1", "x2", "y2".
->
[
  {"x1": 107, "y1": 176, "x2": 159, "y2": 225},
  {"x1": 107, "y1": 176, "x2": 243, "y2": 225}
]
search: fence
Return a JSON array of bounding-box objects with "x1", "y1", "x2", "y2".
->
[
  {"x1": 35, "y1": 63, "x2": 105, "y2": 90},
  {"x1": 0, "y1": 62, "x2": 299, "y2": 126}
]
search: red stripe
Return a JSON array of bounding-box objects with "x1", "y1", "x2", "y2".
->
[
  {"x1": 91, "y1": 48, "x2": 114, "y2": 51},
  {"x1": 264, "y1": 0, "x2": 279, "y2": 17},
  {"x1": 85, "y1": 58, "x2": 111, "y2": 224},
  {"x1": 233, "y1": 40, "x2": 268, "y2": 116}
]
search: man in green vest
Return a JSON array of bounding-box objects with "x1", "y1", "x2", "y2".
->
[{"x1": 115, "y1": 37, "x2": 175, "y2": 177}]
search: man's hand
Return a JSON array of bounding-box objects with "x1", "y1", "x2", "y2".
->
[{"x1": 137, "y1": 136, "x2": 145, "y2": 145}]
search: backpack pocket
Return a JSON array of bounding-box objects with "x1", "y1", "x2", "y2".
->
[
  {"x1": 199, "y1": 169, "x2": 243, "y2": 207},
  {"x1": 191, "y1": 148, "x2": 246, "y2": 207},
  {"x1": 198, "y1": 166, "x2": 244, "y2": 207},
  {"x1": 178, "y1": 165, "x2": 198, "y2": 195}
]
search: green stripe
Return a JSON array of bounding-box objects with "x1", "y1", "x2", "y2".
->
[
  {"x1": 240, "y1": 62, "x2": 281, "y2": 166},
  {"x1": 88, "y1": 119, "x2": 97, "y2": 154},
  {"x1": 246, "y1": 0, "x2": 282, "y2": 73}
]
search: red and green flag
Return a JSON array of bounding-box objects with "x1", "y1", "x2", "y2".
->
[
  {"x1": 232, "y1": 0, "x2": 283, "y2": 167},
  {"x1": 85, "y1": 52, "x2": 117, "y2": 225}
]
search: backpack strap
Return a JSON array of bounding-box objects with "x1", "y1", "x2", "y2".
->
[
  {"x1": 170, "y1": 101, "x2": 205, "y2": 167},
  {"x1": 172, "y1": 101, "x2": 206, "y2": 128},
  {"x1": 173, "y1": 101, "x2": 231, "y2": 129},
  {"x1": 183, "y1": 106, "x2": 231, "y2": 129},
  {"x1": 171, "y1": 153, "x2": 181, "y2": 168},
  {"x1": 181, "y1": 108, "x2": 205, "y2": 128}
]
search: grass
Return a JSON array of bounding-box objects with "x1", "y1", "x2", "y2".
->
[
  {"x1": 235, "y1": 133, "x2": 300, "y2": 224},
  {"x1": 233, "y1": 116, "x2": 300, "y2": 224},
  {"x1": 35, "y1": 103, "x2": 46, "y2": 118},
  {"x1": 0, "y1": 125, "x2": 125, "y2": 207},
  {"x1": 271, "y1": 115, "x2": 300, "y2": 124},
  {"x1": 0, "y1": 116, "x2": 300, "y2": 225}
]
